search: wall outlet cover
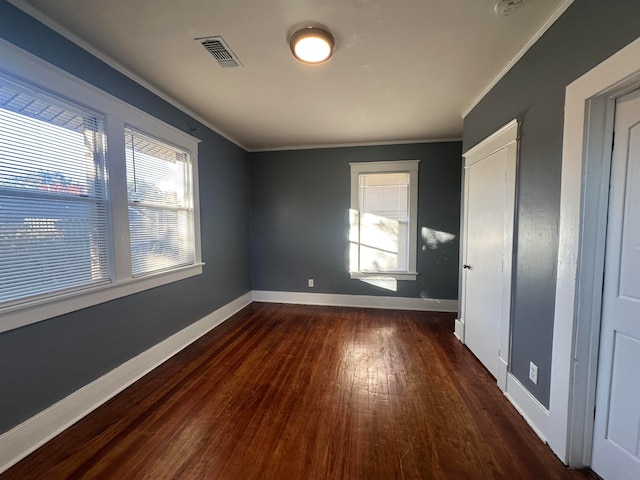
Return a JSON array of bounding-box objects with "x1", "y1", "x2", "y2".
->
[{"x1": 529, "y1": 361, "x2": 538, "y2": 385}]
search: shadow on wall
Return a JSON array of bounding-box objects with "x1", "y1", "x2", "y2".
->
[{"x1": 347, "y1": 206, "x2": 457, "y2": 292}]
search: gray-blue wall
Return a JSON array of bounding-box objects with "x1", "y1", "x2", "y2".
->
[
  {"x1": 0, "y1": 1, "x2": 252, "y2": 434},
  {"x1": 464, "y1": 0, "x2": 640, "y2": 407},
  {"x1": 250, "y1": 143, "x2": 461, "y2": 300},
  {"x1": 8, "y1": 0, "x2": 633, "y2": 437}
]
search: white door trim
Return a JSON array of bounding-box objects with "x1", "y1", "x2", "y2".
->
[
  {"x1": 550, "y1": 35, "x2": 640, "y2": 467},
  {"x1": 460, "y1": 119, "x2": 518, "y2": 392}
]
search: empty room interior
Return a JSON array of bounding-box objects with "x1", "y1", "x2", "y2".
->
[{"x1": 1, "y1": 0, "x2": 640, "y2": 478}]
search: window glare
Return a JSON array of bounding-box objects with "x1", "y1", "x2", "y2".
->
[
  {"x1": 349, "y1": 161, "x2": 419, "y2": 282},
  {"x1": 0, "y1": 43, "x2": 202, "y2": 332},
  {"x1": 0, "y1": 85, "x2": 110, "y2": 306},
  {"x1": 0, "y1": 109, "x2": 103, "y2": 198},
  {"x1": 125, "y1": 128, "x2": 195, "y2": 277},
  {"x1": 355, "y1": 172, "x2": 410, "y2": 273}
]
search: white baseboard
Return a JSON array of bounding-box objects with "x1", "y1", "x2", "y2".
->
[
  {"x1": 504, "y1": 372, "x2": 550, "y2": 444},
  {"x1": 0, "y1": 291, "x2": 253, "y2": 475},
  {"x1": 496, "y1": 357, "x2": 509, "y2": 393},
  {"x1": 0, "y1": 290, "x2": 455, "y2": 473},
  {"x1": 252, "y1": 290, "x2": 458, "y2": 312},
  {"x1": 454, "y1": 318, "x2": 465, "y2": 342}
]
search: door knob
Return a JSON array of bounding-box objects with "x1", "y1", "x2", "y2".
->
[{"x1": 463, "y1": 264, "x2": 471, "y2": 269}]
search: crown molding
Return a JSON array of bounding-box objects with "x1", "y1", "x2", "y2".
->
[
  {"x1": 462, "y1": 0, "x2": 574, "y2": 118},
  {"x1": 7, "y1": 0, "x2": 249, "y2": 151}
]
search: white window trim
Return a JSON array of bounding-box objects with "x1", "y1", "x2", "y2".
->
[
  {"x1": 124, "y1": 125, "x2": 198, "y2": 277},
  {"x1": 0, "y1": 38, "x2": 203, "y2": 334},
  {"x1": 349, "y1": 160, "x2": 420, "y2": 281}
]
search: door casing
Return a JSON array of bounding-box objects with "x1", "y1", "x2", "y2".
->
[
  {"x1": 458, "y1": 119, "x2": 518, "y2": 392},
  {"x1": 550, "y1": 36, "x2": 640, "y2": 467}
]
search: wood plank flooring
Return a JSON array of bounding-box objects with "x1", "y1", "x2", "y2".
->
[{"x1": 1, "y1": 303, "x2": 597, "y2": 479}]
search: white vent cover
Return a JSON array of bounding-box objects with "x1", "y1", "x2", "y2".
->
[{"x1": 198, "y1": 36, "x2": 242, "y2": 68}]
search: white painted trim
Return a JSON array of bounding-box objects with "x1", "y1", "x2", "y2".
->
[
  {"x1": 6, "y1": 0, "x2": 247, "y2": 151},
  {"x1": 349, "y1": 160, "x2": 420, "y2": 280},
  {"x1": 1, "y1": 264, "x2": 204, "y2": 333},
  {"x1": 497, "y1": 357, "x2": 509, "y2": 393},
  {"x1": 460, "y1": 119, "x2": 519, "y2": 393},
  {"x1": 0, "y1": 290, "x2": 459, "y2": 474},
  {"x1": 0, "y1": 292, "x2": 253, "y2": 475},
  {"x1": 0, "y1": 39, "x2": 200, "y2": 149},
  {"x1": 505, "y1": 373, "x2": 550, "y2": 444},
  {"x1": 252, "y1": 291, "x2": 458, "y2": 312},
  {"x1": 250, "y1": 137, "x2": 463, "y2": 153},
  {"x1": 6, "y1": 1, "x2": 461, "y2": 153},
  {"x1": 462, "y1": 119, "x2": 519, "y2": 160},
  {"x1": 499, "y1": 137, "x2": 518, "y2": 390},
  {"x1": 349, "y1": 272, "x2": 418, "y2": 281},
  {"x1": 454, "y1": 318, "x2": 465, "y2": 342},
  {"x1": 462, "y1": 0, "x2": 574, "y2": 118},
  {"x1": 0, "y1": 38, "x2": 205, "y2": 333},
  {"x1": 550, "y1": 36, "x2": 640, "y2": 467},
  {"x1": 349, "y1": 160, "x2": 420, "y2": 173}
]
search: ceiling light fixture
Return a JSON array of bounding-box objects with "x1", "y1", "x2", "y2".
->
[{"x1": 290, "y1": 27, "x2": 335, "y2": 64}]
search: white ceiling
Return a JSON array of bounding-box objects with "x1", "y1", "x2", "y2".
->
[{"x1": 12, "y1": 0, "x2": 570, "y2": 151}]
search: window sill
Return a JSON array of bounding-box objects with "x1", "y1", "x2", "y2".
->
[
  {"x1": 350, "y1": 271, "x2": 418, "y2": 281},
  {"x1": 0, "y1": 263, "x2": 204, "y2": 333}
]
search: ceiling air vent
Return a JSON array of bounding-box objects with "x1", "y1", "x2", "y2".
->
[{"x1": 198, "y1": 36, "x2": 242, "y2": 68}]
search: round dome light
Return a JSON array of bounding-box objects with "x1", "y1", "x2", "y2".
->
[{"x1": 290, "y1": 27, "x2": 334, "y2": 64}]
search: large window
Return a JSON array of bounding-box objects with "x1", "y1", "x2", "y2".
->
[
  {"x1": 0, "y1": 40, "x2": 202, "y2": 333},
  {"x1": 0, "y1": 77, "x2": 110, "y2": 306},
  {"x1": 349, "y1": 160, "x2": 419, "y2": 280},
  {"x1": 125, "y1": 128, "x2": 194, "y2": 276}
]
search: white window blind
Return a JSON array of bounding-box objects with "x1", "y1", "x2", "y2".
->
[
  {"x1": 0, "y1": 42, "x2": 203, "y2": 333},
  {"x1": 125, "y1": 127, "x2": 194, "y2": 277},
  {"x1": 358, "y1": 172, "x2": 410, "y2": 272},
  {"x1": 0, "y1": 77, "x2": 110, "y2": 306},
  {"x1": 349, "y1": 160, "x2": 419, "y2": 280}
]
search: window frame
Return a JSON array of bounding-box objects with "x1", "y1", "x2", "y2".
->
[
  {"x1": 349, "y1": 160, "x2": 420, "y2": 281},
  {"x1": 0, "y1": 82, "x2": 112, "y2": 305},
  {"x1": 0, "y1": 38, "x2": 202, "y2": 333},
  {"x1": 124, "y1": 126, "x2": 197, "y2": 277}
]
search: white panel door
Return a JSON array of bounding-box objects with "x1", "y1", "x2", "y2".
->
[
  {"x1": 591, "y1": 88, "x2": 640, "y2": 480},
  {"x1": 463, "y1": 147, "x2": 509, "y2": 379}
]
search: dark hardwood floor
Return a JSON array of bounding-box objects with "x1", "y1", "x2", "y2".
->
[{"x1": 2, "y1": 303, "x2": 597, "y2": 479}]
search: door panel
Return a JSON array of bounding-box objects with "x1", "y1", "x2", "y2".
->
[
  {"x1": 464, "y1": 148, "x2": 508, "y2": 379},
  {"x1": 607, "y1": 333, "x2": 640, "y2": 455},
  {"x1": 620, "y1": 122, "x2": 640, "y2": 301},
  {"x1": 592, "y1": 88, "x2": 640, "y2": 480}
]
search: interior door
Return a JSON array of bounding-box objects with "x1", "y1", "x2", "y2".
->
[
  {"x1": 462, "y1": 141, "x2": 514, "y2": 381},
  {"x1": 591, "y1": 88, "x2": 640, "y2": 480}
]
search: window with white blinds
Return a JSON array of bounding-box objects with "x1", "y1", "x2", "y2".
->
[
  {"x1": 0, "y1": 77, "x2": 110, "y2": 307},
  {"x1": 125, "y1": 128, "x2": 194, "y2": 276},
  {"x1": 358, "y1": 173, "x2": 410, "y2": 272},
  {"x1": 0, "y1": 40, "x2": 202, "y2": 333},
  {"x1": 349, "y1": 160, "x2": 419, "y2": 280}
]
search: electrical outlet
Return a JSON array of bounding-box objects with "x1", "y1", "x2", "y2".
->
[
  {"x1": 308, "y1": 279, "x2": 314, "y2": 288},
  {"x1": 529, "y1": 361, "x2": 538, "y2": 385}
]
